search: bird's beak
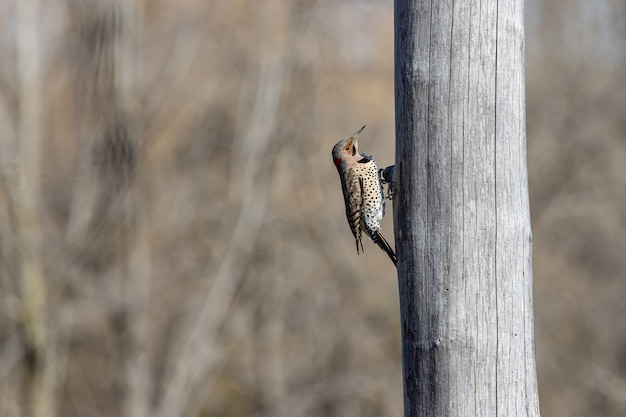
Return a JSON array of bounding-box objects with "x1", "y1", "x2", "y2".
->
[
  {"x1": 353, "y1": 125, "x2": 366, "y2": 138},
  {"x1": 351, "y1": 125, "x2": 365, "y2": 151}
]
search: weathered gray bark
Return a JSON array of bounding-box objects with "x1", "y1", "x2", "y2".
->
[{"x1": 393, "y1": 0, "x2": 541, "y2": 416}]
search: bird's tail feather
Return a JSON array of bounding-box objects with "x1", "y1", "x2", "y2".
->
[
  {"x1": 372, "y1": 231, "x2": 397, "y2": 266},
  {"x1": 355, "y1": 235, "x2": 364, "y2": 255}
]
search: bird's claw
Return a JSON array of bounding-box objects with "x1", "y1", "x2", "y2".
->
[
  {"x1": 385, "y1": 183, "x2": 395, "y2": 200},
  {"x1": 379, "y1": 165, "x2": 395, "y2": 200}
]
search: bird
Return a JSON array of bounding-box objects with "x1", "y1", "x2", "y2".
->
[{"x1": 331, "y1": 125, "x2": 397, "y2": 266}]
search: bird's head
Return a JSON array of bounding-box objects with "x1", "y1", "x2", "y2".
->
[{"x1": 332, "y1": 125, "x2": 366, "y2": 170}]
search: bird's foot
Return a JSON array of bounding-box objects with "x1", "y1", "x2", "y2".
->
[{"x1": 379, "y1": 165, "x2": 395, "y2": 200}]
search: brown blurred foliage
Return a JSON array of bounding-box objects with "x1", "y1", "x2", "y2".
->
[
  {"x1": 0, "y1": 0, "x2": 624, "y2": 417},
  {"x1": 527, "y1": 1, "x2": 626, "y2": 416}
]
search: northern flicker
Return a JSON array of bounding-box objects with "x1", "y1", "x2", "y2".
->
[{"x1": 331, "y1": 126, "x2": 397, "y2": 266}]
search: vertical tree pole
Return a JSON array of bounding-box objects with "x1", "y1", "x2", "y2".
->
[{"x1": 393, "y1": 0, "x2": 541, "y2": 416}]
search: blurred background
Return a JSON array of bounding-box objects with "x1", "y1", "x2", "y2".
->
[{"x1": 0, "y1": 0, "x2": 624, "y2": 416}]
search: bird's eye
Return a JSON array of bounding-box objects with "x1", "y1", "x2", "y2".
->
[{"x1": 345, "y1": 146, "x2": 350, "y2": 151}]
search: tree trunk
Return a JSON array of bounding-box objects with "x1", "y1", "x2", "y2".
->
[{"x1": 393, "y1": 0, "x2": 541, "y2": 416}]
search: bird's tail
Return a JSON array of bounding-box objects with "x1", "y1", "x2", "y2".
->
[{"x1": 371, "y1": 231, "x2": 397, "y2": 266}]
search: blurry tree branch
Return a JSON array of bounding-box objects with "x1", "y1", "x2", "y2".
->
[
  {"x1": 157, "y1": 1, "x2": 292, "y2": 416},
  {"x1": 0, "y1": 1, "x2": 60, "y2": 416}
]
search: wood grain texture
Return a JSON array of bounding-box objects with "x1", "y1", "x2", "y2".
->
[{"x1": 393, "y1": 0, "x2": 540, "y2": 416}]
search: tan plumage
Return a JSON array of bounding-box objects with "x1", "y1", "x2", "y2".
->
[{"x1": 332, "y1": 126, "x2": 397, "y2": 266}]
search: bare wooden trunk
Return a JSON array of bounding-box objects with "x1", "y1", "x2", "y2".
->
[{"x1": 393, "y1": 0, "x2": 541, "y2": 416}]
